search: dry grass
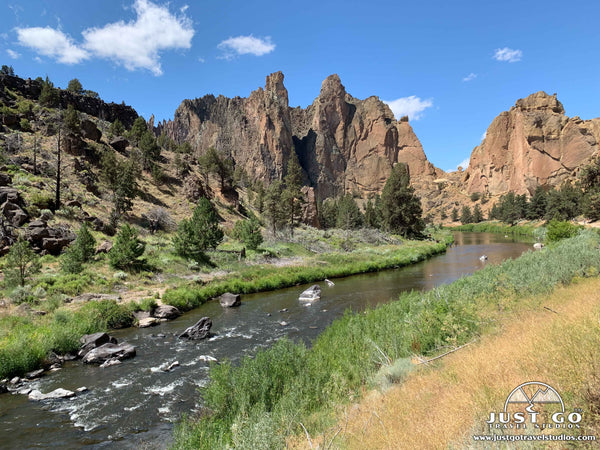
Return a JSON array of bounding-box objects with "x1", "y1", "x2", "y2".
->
[{"x1": 302, "y1": 277, "x2": 600, "y2": 450}]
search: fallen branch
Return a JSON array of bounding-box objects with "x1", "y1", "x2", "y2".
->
[
  {"x1": 544, "y1": 306, "x2": 559, "y2": 314},
  {"x1": 416, "y1": 340, "x2": 475, "y2": 365}
]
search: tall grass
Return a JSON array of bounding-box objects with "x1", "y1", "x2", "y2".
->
[
  {"x1": 0, "y1": 300, "x2": 133, "y2": 378},
  {"x1": 448, "y1": 221, "x2": 540, "y2": 237},
  {"x1": 173, "y1": 231, "x2": 600, "y2": 449}
]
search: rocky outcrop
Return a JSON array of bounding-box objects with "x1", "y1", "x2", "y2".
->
[
  {"x1": 25, "y1": 220, "x2": 75, "y2": 255},
  {"x1": 0, "y1": 74, "x2": 138, "y2": 127},
  {"x1": 156, "y1": 72, "x2": 440, "y2": 203},
  {"x1": 464, "y1": 92, "x2": 600, "y2": 195}
]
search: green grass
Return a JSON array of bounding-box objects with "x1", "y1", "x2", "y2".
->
[
  {"x1": 162, "y1": 238, "x2": 451, "y2": 311},
  {"x1": 447, "y1": 221, "x2": 542, "y2": 237},
  {"x1": 173, "y1": 230, "x2": 600, "y2": 449}
]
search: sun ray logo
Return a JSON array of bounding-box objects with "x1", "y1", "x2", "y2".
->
[{"x1": 486, "y1": 381, "x2": 582, "y2": 430}]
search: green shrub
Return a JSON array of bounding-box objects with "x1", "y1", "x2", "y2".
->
[
  {"x1": 546, "y1": 220, "x2": 582, "y2": 243},
  {"x1": 232, "y1": 219, "x2": 263, "y2": 250},
  {"x1": 79, "y1": 300, "x2": 134, "y2": 329}
]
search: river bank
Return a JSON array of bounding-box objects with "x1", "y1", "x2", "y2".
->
[
  {"x1": 321, "y1": 275, "x2": 600, "y2": 449},
  {"x1": 174, "y1": 230, "x2": 600, "y2": 449},
  {"x1": 446, "y1": 220, "x2": 545, "y2": 237},
  {"x1": 0, "y1": 230, "x2": 451, "y2": 380}
]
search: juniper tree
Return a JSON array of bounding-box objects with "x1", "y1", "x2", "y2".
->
[
  {"x1": 380, "y1": 163, "x2": 424, "y2": 237},
  {"x1": 173, "y1": 197, "x2": 223, "y2": 262},
  {"x1": 5, "y1": 236, "x2": 41, "y2": 288}
]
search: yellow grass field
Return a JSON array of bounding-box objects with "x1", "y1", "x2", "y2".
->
[{"x1": 306, "y1": 277, "x2": 600, "y2": 449}]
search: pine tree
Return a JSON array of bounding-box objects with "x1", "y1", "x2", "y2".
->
[
  {"x1": 64, "y1": 104, "x2": 80, "y2": 134},
  {"x1": 380, "y1": 163, "x2": 424, "y2": 237},
  {"x1": 451, "y1": 208, "x2": 459, "y2": 222},
  {"x1": 5, "y1": 236, "x2": 41, "y2": 288},
  {"x1": 264, "y1": 181, "x2": 286, "y2": 234},
  {"x1": 39, "y1": 76, "x2": 58, "y2": 106},
  {"x1": 364, "y1": 198, "x2": 380, "y2": 228},
  {"x1": 109, "y1": 118, "x2": 125, "y2": 137},
  {"x1": 109, "y1": 224, "x2": 146, "y2": 271},
  {"x1": 101, "y1": 150, "x2": 140, "y2": 224},
  {"x1": 67, "y1": 78, "x2": 83, "y2": 95},
  {"x1": 199, "y1": 147, "x2": 233, "y2": 190},
  {"x1": 128, "y1": 117, "x2": 148, "y2": 145},
  {"x1": 460, "y1": 205, "x2": 473, "y2": 224},
  {"x1": 139, "y1": 130, "x2": 160, "y2": 170},
  {"x1": 173, "y1": 197, "x2": 223, "y2": 262},
  {"x1": 527, "y1": 186, "x2": 548, "y2": 220},
  {"x1": 472, "y1": 204, "x2": 483, "y2": 223},
  {"x1": 336, "y1": 194, "x2": 363, "y2": 229},
  {"x1": 232, "y1": 219, "x2": 263, "y2": 250},
  {"x1": 61, "y1": 222, "x2": 96, "y2": 274}
]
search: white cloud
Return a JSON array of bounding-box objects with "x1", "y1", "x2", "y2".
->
[
  {"x1": 16, "y1": 26, "x2": 89, "y2": 64},
  {"x1": 457, "y1": 158, "x2": 470, "y2": 170},
  {"x1": 6, "y1": 49, "x2": 20, "y2": 59},
  {"x1": 82, "y1": 0, "x2": 194, "y2": 75},
  {"x1": 462, "y1": 72, "x2": 477, "y2": 82},
  {"x1": 493, "y1": 47, "x2": 522, "y2": 63},
  {"x1": 217, "y1": 35, "x2": 275, "y2": 59},
  {"x1": 15, "y1": 0, "x2": 194, "y2": 76},
  {"x1": 198, "y1": 57, "x2": 205, "y2": 63},
  {"x1": 383, "y1": 96, "x2": 433, "y2": 121},
  {"x1": 481, "y1": 131, "x2": 487, "y2": 140}
]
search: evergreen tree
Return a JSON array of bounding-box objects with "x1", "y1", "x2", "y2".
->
[
  {"x1": 527, "y1": 186, "x2": 548, "y2": 220},
  {"x1": 489, "y1": 203, "x2": 500, "y2": 220},
  {"x1": 364, "y1": 198, "x2": 380, "y2": 228},
  {"x1": 64, "y1": 104, "x2": 80, "y2": 134},
  {"x1": 61, "y1": 222, "x2": 96, "y2": 273},
  {"x1": 451, "y1": 207, "x2": 459, "y2": 222},
  {"x1": 67, "y1": 78, "x2": 83, "y2": 95},
  {"x1": 173, "y1": 197, "x2": 223, "y2": 262},
  {"x1": 380, "y1": 163, "x2": 424, "y2": 237},
  {"x1": 109, "y1": 118, "x2": 125, "y2": 137},
  {"x1": 336, "y1": 193, "x2": 363, "y2": 229},
  {"x1": 498, "y1": 192, "x2": 520, "y2": 225},
  {"x1": 472, "y1": 204, "x2": 484, "y2": 223},
  {"x1": 263, "y1": 181, "x2": 286, "y2": 233},
  {"x1": 253, "y1": 181, "x2": 265, "y2": 214},
  {"x1": 138, "y1": 130, "x2": 161, "y2": 170},
  {"x1": 232, "y1": 219, "x2": 263, "y2": 250},
  {"x1": 128, "y1": 116, "x2": 148, "y2": 144},
  {"x1": 39, "y1": 76, "x2": 58, "y2": 106},
  {"x1": 0, "y1": 65, "x2": 15, "y2": 76},
  {"x1": 281, "y1": 152, "x2": 304, "y2": 236},
  {"x1": 4, "y1": 236, "x2": 41, "y2": 288},
  {"x1": 199, "y1": 147, "x2": 233, "y2": 190},
  {"x1": 109, "y1": 224, "x2": 146, "y2": 270},
  {"x1": 460, "y1": 205, "x2": 473, "y2": 224},
  {"x1": 101, "y1": 150, "x2": 140, "y2": 224},
  {"x1": 545, "y1": 183, "x2": 580, "y2": 221},
  {"x1": 319, "y1": 198, "x2": 338, "y2": 229}
]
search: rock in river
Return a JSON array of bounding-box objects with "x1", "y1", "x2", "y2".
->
[
  {"x1": 82, "y1": 343, "x2": 136, "y2": 364},
  {"x1": 29, "y1": 388, "x2": 75, "y2": 401},
  {"x1": 152, "y1": 304, "x2": 181, "y2": 319},
  {"x1": 179, "y1": 317, "x2": 212, "y2": 340},
  {"x1": 219, "y1": 292, "x2": 241, "y2": 308},
  {"x1": 299, "y1": 285, "x2": 321, "y2": 302}
]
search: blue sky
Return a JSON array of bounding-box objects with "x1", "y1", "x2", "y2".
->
[{"x1": 2, "y1": 0, "x2": 600, "y2": 172}]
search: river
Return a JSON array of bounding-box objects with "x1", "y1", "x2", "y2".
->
[{"x1": 0, "y1": 232, "x2": 532, "y2": 449}]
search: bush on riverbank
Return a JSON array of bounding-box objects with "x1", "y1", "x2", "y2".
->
[{"x1": 174, "y1": 231, "x2": 600, "y2": 449}]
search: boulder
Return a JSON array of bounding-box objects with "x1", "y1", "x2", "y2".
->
[
  {"x1": 28, "y1": 388, "x2": 75, "y2": 401},
  {"x1": 25, "y1": 369, "x2": 44, "y2": 380},
  {"x1": 78, "y1": 332, "x2": 117, "y2": 358},
  {"x1": 99, "y1": 358, "x2": 122, "y2": 368},
  {"x1": 110, "y1": 137, "x2": 129, "y2": 152},
  {"x1": 299, "y1": 285, "x2": 321, "y2": 302},
  {"x1": 138, "y1": 317, "x2": 160, "y2": 328},
  {"x1": 219, "y1": 292, "x2": 241, "y2": 308},
  {"x1": 152, "y1": 304, "x2": 181, "y2": 320},
  {"x1": 1, "y1": 201, "x2": 28, "y2": 226},
  {"x1": 0, "y1": 172, "x2": 12, "y2": 186},
  {"x1": 82, "y1": 342, "x2": 136, "y2": 364},
  {"x1": 179, "y1": 317, "x2": 212, "y2": 340},
  {"x1": 533, "y1": 242, "x2": 544, "y2": 250},
  {"x1": 0, "y1": 383, "x2": 7, "y2": 394},
  {"x1": 80, "y1": 119, "x2": 102, "y2": 142},
  {"x1": 95, "y1": 240, "x2": 113, "y2": 254}
]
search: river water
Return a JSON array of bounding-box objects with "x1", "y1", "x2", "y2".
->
[{"x1": 0, "y1": 232, "x2": 532, "y2": 449}]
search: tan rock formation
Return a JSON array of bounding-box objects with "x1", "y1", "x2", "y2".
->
[
  {"x1": 158, "y1": 72, "x2": 440, "y2": 203},
  {"x1": 464, "y1": 91, "x2": 600, "y2": 196}
]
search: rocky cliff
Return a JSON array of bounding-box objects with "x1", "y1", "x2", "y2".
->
[
  {"x1": 464, "y1": 91, "x2": 600, "y2": 196},
  {"x1": 157, "y1": 72, "x2": 440, "y2": 200}
]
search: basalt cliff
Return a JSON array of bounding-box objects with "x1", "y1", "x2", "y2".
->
[
  {"x1": 156, "y1": 72, "x2": 442, "y2": 201},
  {"x1": 463, "y1": 91, "x2": 600, "y2": 196}
]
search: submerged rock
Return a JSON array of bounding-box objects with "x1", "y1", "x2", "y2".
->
[
  {"x1": 179, "y1": 317, "x2": 212, "y2": 340},
  {"x1": 299, "y1": 285, "x2": 321, "y2": 302},
  {"x1": 82, "y1": 343, "x2": 136, "y2": 364},
  {"x1": 28, "y1": 388, "x2": 75, "y2": 401},
  {"x1": 219, "y1": 292, "x2": 241, "y2": 308}
]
